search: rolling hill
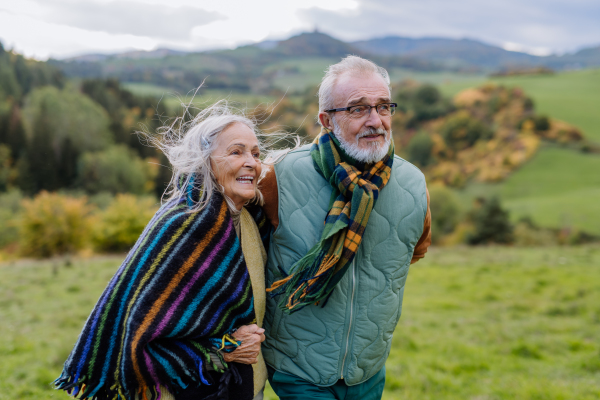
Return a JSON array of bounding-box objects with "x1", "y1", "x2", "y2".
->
[
  {"x1": 351, "y1": 36, "x2": 540, "y2": 68},
  {"x1": 352, "y1": 36, "x2": 600, "y2": 70},
  {"x1": 50, "y1": 31, "x2": 600, "y2": 97},
  {"x1": 443, "y1": 69, "x2": 600, "y2": 234}
]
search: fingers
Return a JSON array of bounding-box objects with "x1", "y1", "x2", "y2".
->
[
  {"x1": 232, "y1": 324, "x2": 260, "y2": 340},
  {"x1": 245, "y1": 324, "x2": 260, "y2": 333},
  {"x1": 222, "y1": 347, "x2": 260, "y2": 364}
]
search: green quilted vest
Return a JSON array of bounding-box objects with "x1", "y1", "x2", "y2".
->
[{"x1": 262, "y1": 144, "x2": 428, "y2": 386}]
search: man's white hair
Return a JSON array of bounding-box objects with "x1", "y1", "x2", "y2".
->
[{"x1": 318, "y1": 55, "x2": 391, "y2": 113}]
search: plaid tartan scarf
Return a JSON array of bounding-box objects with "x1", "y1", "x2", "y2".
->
[
  {"x1": 267, "y1": 129, "x2": 394, "y2": 312},
  {"x1": 55, "y1": 178, "x2": 269, "y2": 400}
]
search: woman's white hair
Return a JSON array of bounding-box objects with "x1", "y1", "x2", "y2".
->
[
  {"x1": 143, "y1": 99, "x2": 263, "y2": 213},
  {"x1": 318, "y1": 55, "x2": 391, "y2": 114}
]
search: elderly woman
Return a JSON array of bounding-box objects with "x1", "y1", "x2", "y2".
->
[{"x1": 55, "y1": 103, "x2": 270, "y2": 400}]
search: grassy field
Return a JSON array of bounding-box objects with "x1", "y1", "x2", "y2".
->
[
  {"x1": 2, "y1": 247, "x2": 599, "y2": 400},
  {"x1": 433, "y1": 69, "x2": 600, "y2": 234},
  {"x1": 123, "y1": 83, "x2": 279, "y2": 113},
  {"x1": 437, "y1": 69, "x2": 600, "y2": 142},
  {"x1": 457, "y1": 145, "x2": 600, "y2": 234}
]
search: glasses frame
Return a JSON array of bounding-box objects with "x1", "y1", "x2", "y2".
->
[{"x1": 325, "y1": 102, "x2": 398, "y2": 117}]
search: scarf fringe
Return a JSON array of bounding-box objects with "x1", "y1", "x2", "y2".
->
[{"x1": 268, "y1": 243, "x2": 342, "y2": 312}]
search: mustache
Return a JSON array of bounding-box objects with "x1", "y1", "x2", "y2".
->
[{"x1": 356, "y1": 128, "x2": 389, "y2": 139}]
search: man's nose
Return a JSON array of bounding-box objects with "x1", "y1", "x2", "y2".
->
[{"x1": 365, "y1": 107, "x2": 383, "y2": 129}]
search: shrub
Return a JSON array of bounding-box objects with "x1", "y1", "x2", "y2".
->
[
  {"x1": 19, "y1": 191, "x2": 92, "y2": 257},
  {"x1": 533, "y1": 115, "x2": 550, "y2": 131},
  {"x1": 513, "y1": 217, "x2": 558, "y2": 246},
  {"x1": 77, "y1": 145, "x2": 153, "y2": 195},
  {"x1": 0, "y1": 189, "x2": 23, "y2": 248},
  {"x1": 467, "y1": 197, "x2": 514, "y2": 245},
  {"x1": 406, "y1": 132, "x2": 434, "y2": 167},
  {"x1": 93, "y1": 194, "x2": 158, "y2": 252},
  {"x1": 428, "y1": 184, "x2": 461, "y2": 243},
  {"x1": 442, "y1": 111, "x2": 493, "y2": 151}
]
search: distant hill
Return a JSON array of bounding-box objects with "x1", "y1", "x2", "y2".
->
[
  {"x1": 351, "y1": 36, "x2": 540, "y2": 68},
  {"x1": 271, "y1": 31, "x2": 361, "y2": 57},
  {"x1": 352, "y1": 35, "x2": 600, "y2": 70},
  {"x1": 48, "y1": 31, "x2": 600, "y2": 94},
  {"x1": 542, "y1": 45, "x2": 600, "y2": 69},
  {"x1": 65, "y1": 48, "x2": 189, "y2": 62},
  {"x1": 49, "y1": 31, "x2": 439, "y2": 93}
]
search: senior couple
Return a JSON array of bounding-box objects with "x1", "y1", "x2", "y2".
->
[{"x1": 56, "y1": 56, "x2": 431, "y2": 400}]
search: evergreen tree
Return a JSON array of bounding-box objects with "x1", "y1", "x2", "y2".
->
[
  {"x1": 28, "y1": 103, "x2": 59, "y2": 192},
  {"x1": 5, "y1": 104, "x2": 27, "y2": 158},
  {"x1": 16, "y1": 151, "x2": 35, "y2": 194},
  {"x1": 57, "y1": 137, "x2": 79, "y2": 188},
  {"x1": 154, "y1": 153, "x2": 172, "y2": 198},
  {"x1": 468, "y1": 197, "x2": 514, "y2": 245}
]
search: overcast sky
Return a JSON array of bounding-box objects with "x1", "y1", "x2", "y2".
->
[{"x1": 0, "y1": 0, "x2": 598, "y2": 59}]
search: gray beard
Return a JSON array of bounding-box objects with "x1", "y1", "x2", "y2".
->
[{"x1": 332, "y1": 119, "x2": 391, "y2": 164}]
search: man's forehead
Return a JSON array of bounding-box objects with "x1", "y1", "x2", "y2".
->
[{"x1": 332, "y1": 72, "x2": 391, "y2": 106}]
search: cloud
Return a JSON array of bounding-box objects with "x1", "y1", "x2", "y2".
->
[
  {"x1": 298, "y1": 0, "x2": 600, "y2": 53},
  {"x1": 39, "y1": 0, "x2": 225, "y2": 40}
]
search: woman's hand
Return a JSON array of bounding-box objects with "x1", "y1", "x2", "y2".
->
[{"x1": 222, "y1": 324, "x2": 265, "y2": 365}]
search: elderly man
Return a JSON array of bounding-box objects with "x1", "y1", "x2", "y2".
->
[{"x1": 260, "y1": 55, "x2": 431, "y2": 400}]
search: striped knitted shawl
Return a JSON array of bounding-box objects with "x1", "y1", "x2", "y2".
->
[{"x1": 55, "y1": 184, "x2": 269, "y2": 400}]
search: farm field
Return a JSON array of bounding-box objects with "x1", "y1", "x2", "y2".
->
[{"x1": 2, "y1": 246, "x2": 599, "y2": 400}]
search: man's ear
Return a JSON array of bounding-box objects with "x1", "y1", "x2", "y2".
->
[{"x1": 319, "y1": 112, "x2": 333, "y2": 130}]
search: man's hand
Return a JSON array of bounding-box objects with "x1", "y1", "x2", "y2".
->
[{"x1": 222, "y1": 324, "x2": 265, "y2": 365}]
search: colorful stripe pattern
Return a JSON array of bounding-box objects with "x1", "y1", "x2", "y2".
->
[
  {"x1": 267, "y1": 128, "x2": 394, "y2": 312},
  {"x1": 55, "y1": 184, "x2": 269, "y2": 400}
]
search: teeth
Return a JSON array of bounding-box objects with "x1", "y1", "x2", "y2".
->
[{"x1": 236, "y1": 177, "x2": 254, "y2": 182}]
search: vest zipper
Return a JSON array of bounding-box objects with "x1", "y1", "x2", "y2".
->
[{"x1": 340, "y1": 259, "x2": 356, "y2": 380}]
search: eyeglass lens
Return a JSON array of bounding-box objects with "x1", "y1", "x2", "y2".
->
[{"x1": 349, "y1": 104, "x2": 395, "y2": 118}]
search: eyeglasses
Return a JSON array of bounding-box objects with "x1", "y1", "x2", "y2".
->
[{"x1": 325, "y1": 103, "x2": 397, "y2": 119}]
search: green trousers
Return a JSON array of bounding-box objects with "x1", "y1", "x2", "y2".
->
[{"x1": 267, "y1": 366, "x2": 386, "y2": 400}]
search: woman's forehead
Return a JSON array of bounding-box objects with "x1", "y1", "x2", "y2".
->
[{"x1": 217, "y1": 123, "x2": 258, "y2": 147}]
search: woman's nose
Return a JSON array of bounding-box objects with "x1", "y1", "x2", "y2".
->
[{"x1": 244, "y1": 153, "x2": 258, "y2": 168}]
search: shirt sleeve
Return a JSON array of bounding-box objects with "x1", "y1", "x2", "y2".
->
[
  {"x1": 411, "y1": 187, "x2": 431, "y2": 264},
  {"x1": 259, "y1": 164, "x2": 279, "y2": 230}
]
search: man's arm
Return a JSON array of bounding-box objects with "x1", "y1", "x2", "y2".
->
[
  {"x1": 260, "y1": 165, "x2": 279, "y2": 229},
  {"x1": 411, "y1": 188, "x2": 431, "y2": 264}
]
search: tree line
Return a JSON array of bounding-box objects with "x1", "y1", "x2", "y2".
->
[{"x1": 0, "y1": 43, "x2": 171, "y2": 198}]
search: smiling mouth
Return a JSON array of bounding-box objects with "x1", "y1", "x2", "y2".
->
[
  {"x1": 236, "y1": 176, "x2": 254, "y2": 184},
  {"x1": 360, "y1": 133, "x2": 383, "y2": 140}
]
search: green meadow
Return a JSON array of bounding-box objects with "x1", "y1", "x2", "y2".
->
[
  {"x1": 438, "y1": 69, "x2": 600, "y2": 142},
  {"x1": 2, "y1": 246, "x2": 599, "y2": 400},
  {"x1": 458, "y1": 145, "x2": 600, "y2": 234},
  {"x1": 435, "y1": 69, "x2": 600, "y2": 234}
]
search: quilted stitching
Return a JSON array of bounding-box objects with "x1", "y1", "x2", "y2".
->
[{"x1": 263, "y1": 145, "x2": 427, "y2": 386}]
